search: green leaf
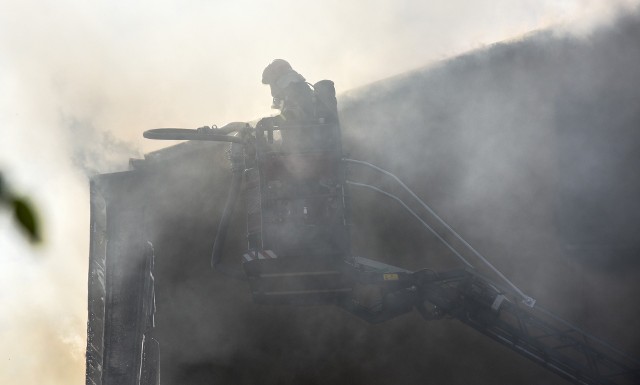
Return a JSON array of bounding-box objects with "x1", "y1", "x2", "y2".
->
[
  {"x1": 0, "y1": 173, "x2": 5, "y2": 200},
  {"x1": 12, "y1": 197, "x2": 41, "y2": 243}
]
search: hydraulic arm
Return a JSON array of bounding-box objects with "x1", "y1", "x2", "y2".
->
[
  {"x1": 418, "y1": 269, "x2": 639, "y2": 385},
  {"x1": 331, "y1": 254, "x2": 639, "y2": 385}
]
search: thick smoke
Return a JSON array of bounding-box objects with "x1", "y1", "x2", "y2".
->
[
  {"x1": 339, "y1": 10, "x2": 640, "y2": 351},
  {"x1": 1, "y1": 2, "x2": 639, "y2": 385},
  {"x1": 101, "y1": 9, "x2": 640, "y2": 385},
  {"x1": 69, "y1": 119, "x2": 142, "y2": 176}
]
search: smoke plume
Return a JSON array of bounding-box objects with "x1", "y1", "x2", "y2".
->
[{"x1": 1, "y1": 1, "x2": 639, "y2": 385}]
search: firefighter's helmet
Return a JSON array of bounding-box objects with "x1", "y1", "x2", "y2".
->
[{"x1": 262, "y1": 59, "x2": 293, "y2": 85}]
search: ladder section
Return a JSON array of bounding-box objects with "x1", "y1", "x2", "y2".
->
[{"x1": 420, "y1": 270, "x2": 640, "y2": 385}]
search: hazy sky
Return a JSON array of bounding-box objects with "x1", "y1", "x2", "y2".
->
[{"x1": 0, "y1": 1, "x2": 638, "y2": 384}]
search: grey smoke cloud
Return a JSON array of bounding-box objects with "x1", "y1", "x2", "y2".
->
[
  {"x1": 94, "y1": 8, "x2": 640, "y2": 384},
  {"x1": 68, "y1": 118, "x2": 141, "y2": 176},
  {"x1": 339, "y1": 10, "x2": 640, "y2": 357},
  {"x1": 1, "y1": 1, "x2": 639, "y2": 384}
]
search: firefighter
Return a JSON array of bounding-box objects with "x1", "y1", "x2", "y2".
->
[
  {"x1": 259, "y1": 59, "x2": 339, "y2": 148},
  {"x1": 261, "y1": 59, "x2": 315, "y2": 123}
]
